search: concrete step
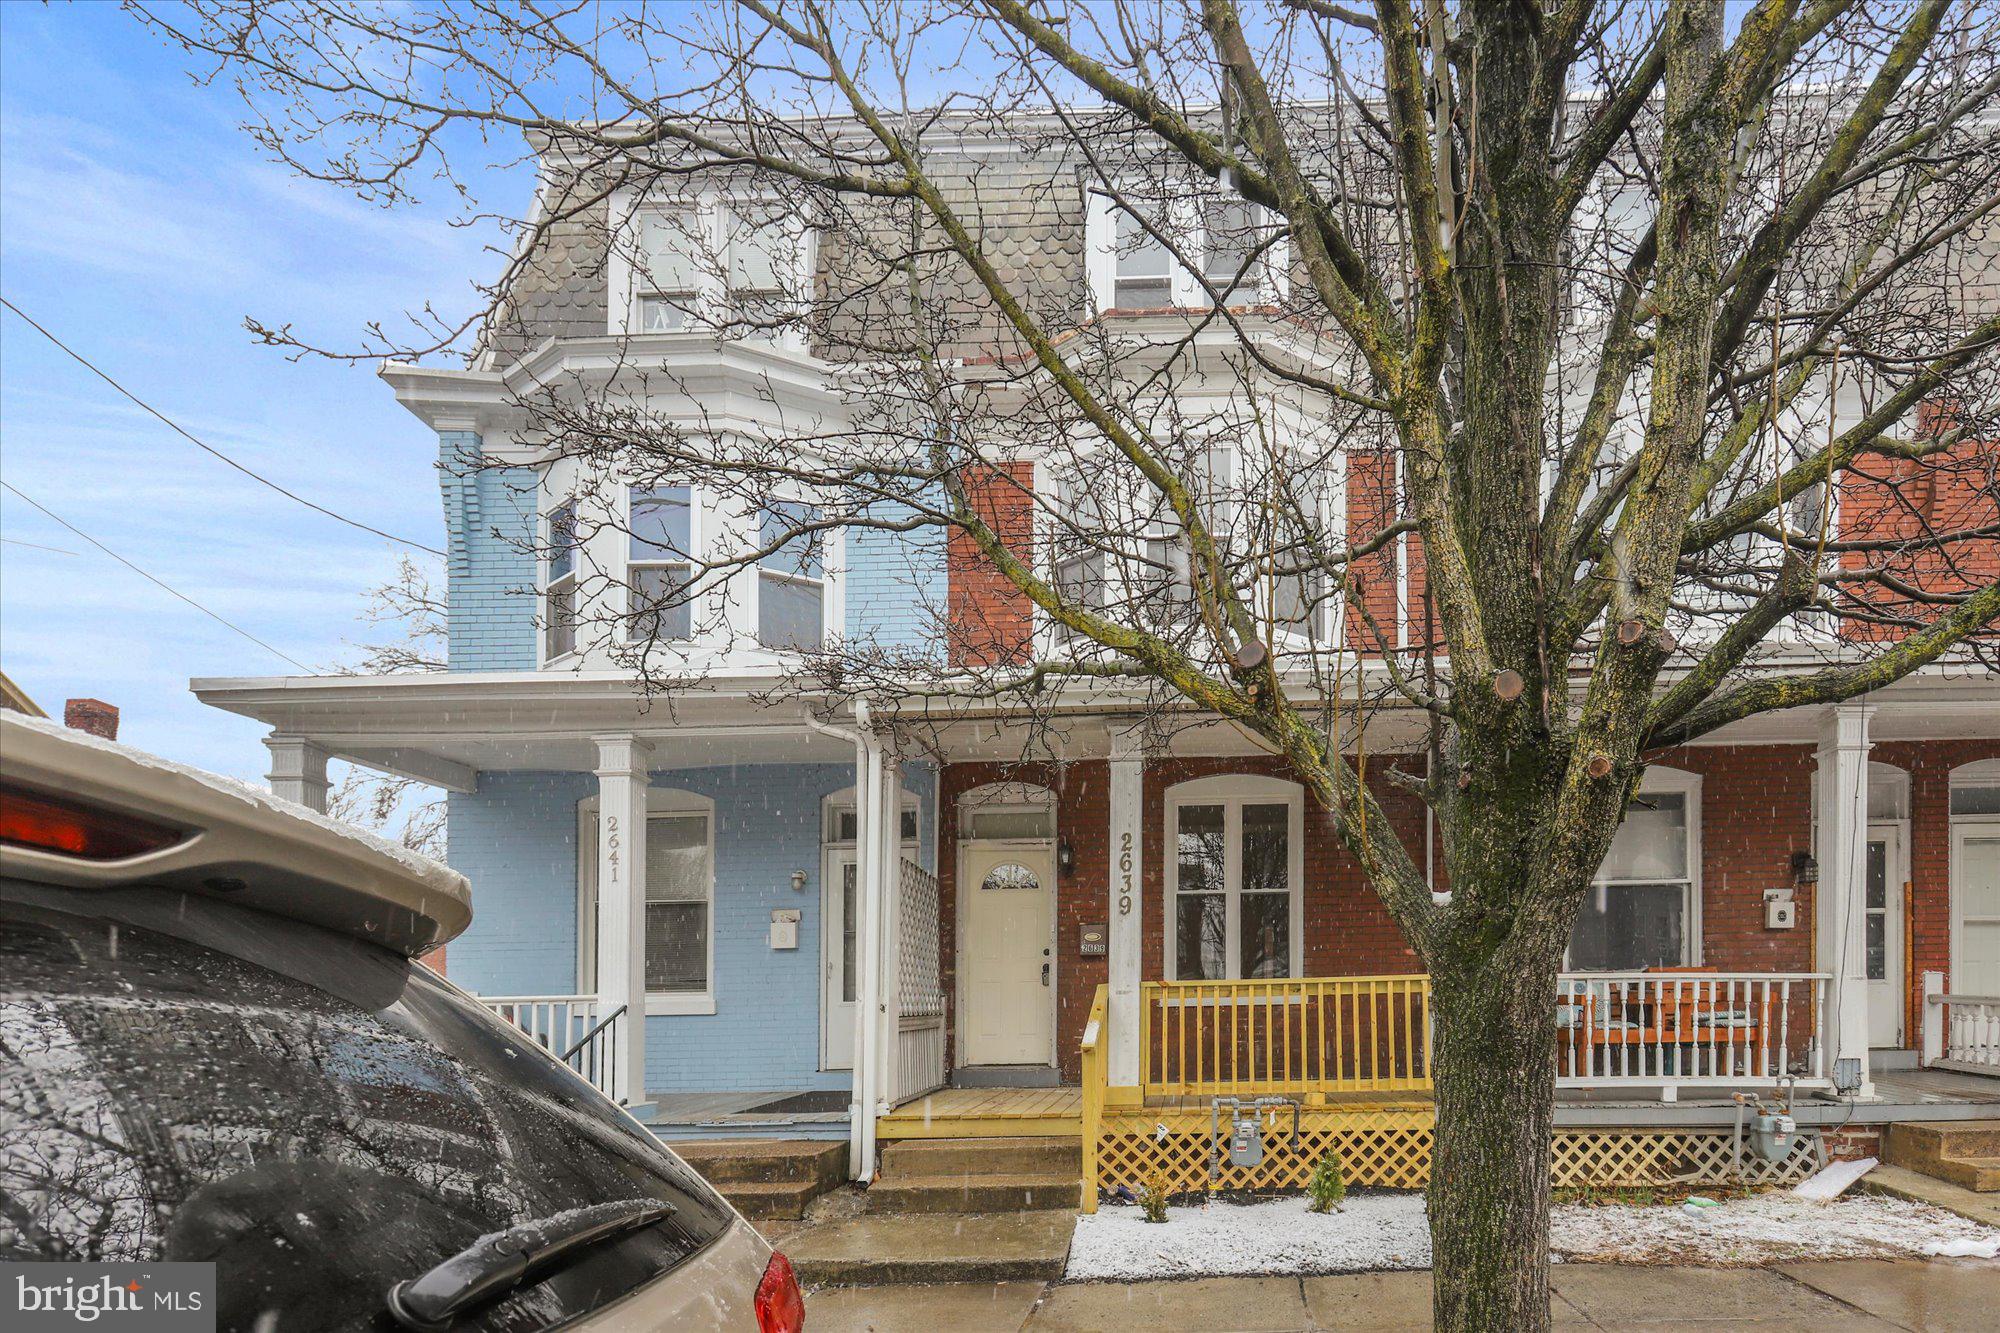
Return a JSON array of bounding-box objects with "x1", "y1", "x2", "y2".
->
[
  {"x1": 1927, "y1": 1155, "x2": 2000, "y2": 1192},
  {"x1": 1883, "y1": 1120, "x2": 2000, "y2": 1192},
  {"x1": 867, "y1": 1171, "x2": 1082, "y2": 1214},
  {"x1": 672, "y1": 1138, "x2": 848, "y2": 1188},
  {"x1": 878, "y1": 1135, "x2": 1081, "y2": 1179},
  {"x1": 783, "y1": 1210, "x2": 1074, "y2": 1288},
  {"x1": 712, "y1": 1179, "x2": 828, "y2": 1220}
]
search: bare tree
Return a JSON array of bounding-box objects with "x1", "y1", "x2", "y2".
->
[
  {"x1": 135, "y1": 1, "x2": 1999, "y2": 1326},
  {"x1": 326, "y1": 557, "x2": 448, "y2": 860}
]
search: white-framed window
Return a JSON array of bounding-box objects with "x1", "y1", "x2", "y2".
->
[
  {"x1": 614, "y1": 191, "x2": 811, "y2": 338},
  {"x1": 1085, "y1": 186, "x2": 1288, "y2": 311},
  {"x1": 1165, "y1": 775, "x2": 1305, "y2": 980},
  {"x1": 578, "y1": 791, "x2": 717, "y2": 1015},
  {"x1": 1567, "y1": 767, "x2": 1702, "y2": 971},
  {"x1": 1113, "y1": 207, "x2": 1175, "y2": 308},
  {"x1": 757, "y1": 499, "x2": 826, "y2": 651},
  {"x1": 634, "y1": 208, "x2": 705, "y2": 332},
  {"x1": 543, "y1": 499, "x2": 580, "y2": 661},
  {"x1": 825, "y1": 800, "x2": 920, "y2": 846},
  {"x1": 627, "y1": 485, "x2": 695, "y2": 643}
]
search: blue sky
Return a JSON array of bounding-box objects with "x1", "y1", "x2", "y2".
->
[{"x1": 0, "y1": 5, "x2": 506, "y2": 782}]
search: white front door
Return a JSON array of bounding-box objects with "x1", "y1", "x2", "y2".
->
[
  {"x1": 1953, "y1": 821, "x2": 2000, "y2": 996},
  {"x1": 961, "y1": 841, "x2": 1055, "y2": 1067},
  {"x1": 1865, "y1": 825, "x2": 1905, "y2": 1047},
  {"x1": 821, "y1": 851, "x2": 859, "y2": 1069}
]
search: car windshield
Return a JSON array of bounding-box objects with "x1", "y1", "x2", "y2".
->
[{"x1": 0, "y1": 880, "x2": 735, "y2": 1332}]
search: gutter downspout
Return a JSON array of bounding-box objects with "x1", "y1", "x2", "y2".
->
[{"x1": 805, "y1": 705, "x2": 882, "y2": 1182}]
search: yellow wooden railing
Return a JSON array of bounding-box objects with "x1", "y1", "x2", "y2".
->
[
  {"x1": 1078, "y1": 984, "x2": 1108, "y2": 1214},
  {"x1": 1139, "y1": 975, "x2": 1432, "y2": 1097}
]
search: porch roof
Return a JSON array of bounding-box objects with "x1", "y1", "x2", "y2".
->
[{"x1": 192, "y1": 653, "x2": 2000, "y2": 789}]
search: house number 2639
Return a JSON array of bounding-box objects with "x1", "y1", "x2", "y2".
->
[{"x1": 1117, "y1": 830, "x2": 1134, "y2": 917}]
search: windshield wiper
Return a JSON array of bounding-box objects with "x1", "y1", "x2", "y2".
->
[{"x1": 386, "y1": 1198, "x2": 675, "y2": 1332}]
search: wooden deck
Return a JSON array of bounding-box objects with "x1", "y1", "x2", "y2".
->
[{"x1": 876, "y1": 1086, "x2": 1084, "y2": 1139}]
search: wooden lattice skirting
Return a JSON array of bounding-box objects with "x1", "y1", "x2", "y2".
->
[{"x1": 1092, "y1": 1109, "x2": 1821, "y2": 1199}]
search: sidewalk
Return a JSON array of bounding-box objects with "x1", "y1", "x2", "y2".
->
[{"x1": 803, "y1": 1258, "x2": 2000, "y2": 1331}]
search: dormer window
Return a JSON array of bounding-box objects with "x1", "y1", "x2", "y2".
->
[
  {"x1": 1087, "y1": 187, "x2": 1288, "y2": 312},
  {"x1": 1114, "y1": 210, "x2": 1174, "y2": 309},
  {"x1": 757, "y1": 500, "x2": 825, "y2": 651},
  {"x1": 635, "y1": 211, "x2": 703, "y2": 333},
  {"x1": 543, "y1": 501, "x2": 579, "y2": 661},
  {"x1": 615, "y1": 192, "x2": 811, "y2": 338},
  {"x1": 628, "y1": 486, "x2": 694, "y2": 642}
]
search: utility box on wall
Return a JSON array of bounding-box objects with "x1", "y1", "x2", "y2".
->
[
  {"x1": 769, "y1": 909, "x2": 801, "y2": 949},
  {"x1": 1763, "y1": 891, "x2": 1796, "y2": 930}
]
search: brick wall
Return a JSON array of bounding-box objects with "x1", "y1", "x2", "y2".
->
[
  {"x1": 946, "y1": 461, "x2": 1036, "y2": 666},
  {"x1": 1836, "y1": 413, "x2": 1998, "y2": 640},
  {"x1": 941, "y1": 738, "x2": 1996, "y2": 1083}
]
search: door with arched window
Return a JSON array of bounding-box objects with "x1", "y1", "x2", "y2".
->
[{"x1": 959, "y1": 815, "x2": 1056, "y2": 1069}]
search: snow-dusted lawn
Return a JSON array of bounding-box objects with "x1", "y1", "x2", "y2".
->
[{"x1": 1065, "y1": 1192, "x2": 2000, "y2": 1282}]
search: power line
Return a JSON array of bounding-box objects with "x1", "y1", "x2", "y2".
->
[
  {"x1": 1, "y1": 480, "x2": 319, "y2": 674},
  {"x1": 1, "y1": 296, "x2": 446, "y2": 556},
  {"x1": 2, "y1": 536, "x2": 79, "y2": 556}
]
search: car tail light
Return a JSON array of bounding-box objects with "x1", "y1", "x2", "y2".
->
[
  {"x1": 0, "y1": 784, "x2": 184, "y2": 860},
  {"x1": 754, "y1": 1251, "x2": 804, "y2": 1333}
]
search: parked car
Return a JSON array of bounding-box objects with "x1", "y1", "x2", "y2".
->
[{"x1": 0, "y1": 712, "x2": 804, "y2": 1332}]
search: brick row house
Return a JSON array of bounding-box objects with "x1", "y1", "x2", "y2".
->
[{"x1": 196, "y1": 112, "x2": 2000, "y2": 1187}]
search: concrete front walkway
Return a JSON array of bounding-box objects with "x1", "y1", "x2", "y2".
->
[{"x1": 803, "y1": 1259, "x2": 2000, "y2": 1331}]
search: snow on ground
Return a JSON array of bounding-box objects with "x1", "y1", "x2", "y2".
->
[{"x1": 1066, "y1": 1192, "x2": 2000, "y2": 1282}]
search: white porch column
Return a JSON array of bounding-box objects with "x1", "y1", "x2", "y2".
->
[
  {"x1": 265, "y1": 735, "x2": 332, "y2": 813},
  {"x1": 594, "y1": 734, "x2": 653, "y2": 1113},
  {"x1": 1815, "y1": 703, "x2": 1876, "y2": 1099},
  {"x1": 851, "y1": 725, "x2": 884, "y2": 1178},
  {"x1": 1108, "y1": 725, "x2": 1146, "y2": 1088}
]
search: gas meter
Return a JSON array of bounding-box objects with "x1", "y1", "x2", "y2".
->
[{"x1": 1209, "y1": 1096, "x2": 1301, "y2": 1182}]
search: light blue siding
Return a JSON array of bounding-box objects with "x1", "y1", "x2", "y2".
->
[
  {"x1": 844, "y1": 500, "x2": 946, "y2": 654},
  {"x1": 439, "y1": 430, "x2": 538, "y2": 671},
  {"x1": 444, "y1": 760, "x2": 937, "y2": 1095}
]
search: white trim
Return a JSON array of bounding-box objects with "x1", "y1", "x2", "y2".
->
[
  {"x1": 1865, "y1": 820, "x2": 1909, "y2": 1046},
  {"x1": 820, "y1": 844, "x2": 859, "y2": 1070},
  {"x1": 577, "y1": 788, "x2": 719, "y2": 1016},
  {"x1": 1162, "y1": 773, "x2": 1306, "y2": 981}
]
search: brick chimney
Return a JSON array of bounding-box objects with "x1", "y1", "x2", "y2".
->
[{"x1": 64, "y1": 698, "x2": 119, "y2": 741}]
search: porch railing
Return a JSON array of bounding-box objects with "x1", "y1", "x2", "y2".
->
[
  {"x1": 478, "y1": 993, "x2": 622, "y2": 1100},
  {"x1": 1555, "y1": 972, "x2": 1828, "y2": 1090},
  {"x1": 1923, "y1": 973, "x2": 2000, "y2": 1075},
  {"x1": 1140, "y1": 975, "x2": 1433, "y2": 1097}
]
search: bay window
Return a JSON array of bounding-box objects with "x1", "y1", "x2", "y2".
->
[
  {"x1": 1203, "y1": 197, "x2": 1277, "y2": 298},
  {"x1": 1567, "y1": 771, "x2": 1700, "y2": 970},
  {"x1": 724, "y1": 205, "x2": 799, "y2": 323},
  {"x1": 1167, "y1": 778, "x2": 1304, "y2": 980},
  {"x1": 543, "y1": 500, "x2": 579, "y2": 660},
  {"x1": 757, "y1": 500, "x2": 825, "y2": 650},
  {"x1": 628, "y1": 485, "x2": 694, "y2": 643}
]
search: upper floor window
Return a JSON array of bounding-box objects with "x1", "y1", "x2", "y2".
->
[
  {"x1": 635, "y1": 210, "x2": 703, "y2": 332},
  {"x1": 629, "y1": 485, "x2": 694, "y2": 643},
  {"x1": 617, "y1": 194, "x2": 809, "y2": 338},
  {"x1": 1114, "y1": 209, "x2": 1174, "y2": 308},
  {"x1": 1087, "y1": 187, "x2": 1287, "y2": 312},
  {"x1": 543, "y1": 500, "x2": 579, "y2": 661},
  {"x1": 758, "y1": 500, "x2": 825, "y2": 651}
]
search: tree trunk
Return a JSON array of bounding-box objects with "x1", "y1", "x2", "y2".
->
[{"x1": 1426, "y1": 951, "x2": 1562, "y2": 1332}]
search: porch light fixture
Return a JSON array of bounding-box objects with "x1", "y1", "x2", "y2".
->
[
  {"x1": 1058, "y1": 837, "x2": 1076, "y2": 879},
  {"x1": 790, "y1": 869, "x2": 808, "y2": 892},
  {"x1": 1790, "y1": 851, "x2": 1818, "y2": 886}
]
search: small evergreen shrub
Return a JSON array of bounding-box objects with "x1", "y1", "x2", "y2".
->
[
  {"x1": 1138, "y1": 1168, "x2": 1172, "y2": 1223},
  {"x1": 1307, "y1": 1148, "x2": 1347, "y2": 1214}
]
